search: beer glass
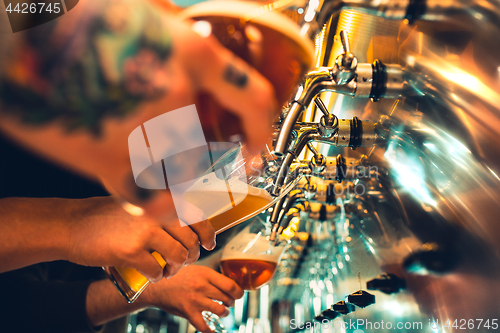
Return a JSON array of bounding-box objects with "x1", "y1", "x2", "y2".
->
[
  {"x1": 201, "y1": 215, "x2": 289, "y2": 332},
  {"x1": 220, "y1": 216, "x2": 288, "y2": 290},
  {"x1": 105, "y1": 0, "x2": 313, "y2": 304}
]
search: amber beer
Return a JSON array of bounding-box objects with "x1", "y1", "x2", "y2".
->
[
  {"x1": 181, "y1": 1, "x2": 315, "y2": 142},
  {"x1": 209, "y1": 194, "x2": 273, "y2": 233},
  {"x1": 220, "y1": 258, "x2": 278, "y2": 290},
  {"x1": 104, "y1": 251, "x2": 167, "y2": 302},
  {"x1": 183, "y1": 170, "x2": 275, "y2": 234},
  {"x1": 220, "y1": 232, "x2": 285, "y2": 290}
]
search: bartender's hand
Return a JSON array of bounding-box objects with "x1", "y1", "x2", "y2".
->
[
  {"x1": 66, "y1": 196, "x2": 214, "y2": 281},
  {"x1": 0, "y1": 197, "x2": 210, "y2": 280},
  {"x1": 0, "y1": 0, "x2": 277, "y2": 237},
  {"x1": 140, "y1": 265, "x2": 244, "y2": 333}
]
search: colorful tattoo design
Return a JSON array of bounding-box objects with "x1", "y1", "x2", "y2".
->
[{"x1": 0, "y1": 0, "x2": 173, "y2": 136}]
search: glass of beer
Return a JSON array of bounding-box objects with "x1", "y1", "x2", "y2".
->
[
  {"x1": 220, "y1": 216, "x2": 288, "y2": 290},
  {"x1": 182, "y1": 143, "x2": 303, "y2": 234},
  {"x1": 105, "y1": 0, "x2": 314, "y2": 304},
  {"x1": 200, "y1": 216, "x2": 289, "y2": 332}
]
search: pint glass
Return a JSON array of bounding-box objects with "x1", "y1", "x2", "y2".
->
[{"x1": 220, "y1": 227, "x2": 287, "y2": 290}]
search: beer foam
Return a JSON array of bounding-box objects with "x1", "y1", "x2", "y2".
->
[
  {"x1": 222, "y1": 232, "x2": 285, "y2": 262},
  {"x1": 181, "y1": 0, "x2": 314, "y2": 64}
]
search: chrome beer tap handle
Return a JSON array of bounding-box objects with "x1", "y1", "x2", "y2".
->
[
  {"x1": 314, "y1": 97, "x2": 339, "y2": 138},
  {"x1": 307, "y1": 142, "x2": 327, "y2": 175},
  {"x1": 332, "y1": 30, "x2": 358, "y2": 85},
  {"x1": 313, "y1": 96, "x2": 330, "y2": 117}
]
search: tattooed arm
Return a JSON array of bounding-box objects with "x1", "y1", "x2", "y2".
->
[{"x1": 0, "y1": 0, "x2": 277, "y2": 276}]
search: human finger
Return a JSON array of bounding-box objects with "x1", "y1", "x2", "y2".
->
[
  {"x1": 197, "y1": 283, "x2": 238, "y2": 308},
  {"x1": 162, "y1": 221, "x2": 201, "y2": 265},
  {"x1": 185, "y1": 312, "x2": 213, "y2": 333},
  {"x1": 149, "y1": 229, "x2": 189, "y2": 278},
  {"x1": 174, "y1": 201, "x2": 216, "y2": 251},
  {"x1": 199, "y1": 298, "x2": 231, "y2": 318},
  {"x1": 207, "y1": 271, "x2": 245, "y2": 300},
  {"x1": 188, "y1": 219, "x2": 216, "y2": 252},
  {"x1": 130, "y1": 252, "x2": 166, "y2": 283}
]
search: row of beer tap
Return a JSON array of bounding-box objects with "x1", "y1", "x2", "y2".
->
[
  {"x1": 248, "y1": 0, "x2": 500, "y2": 331},
  {"x1": 259, "y1": 16, "x2": 482, "y2": 328}
]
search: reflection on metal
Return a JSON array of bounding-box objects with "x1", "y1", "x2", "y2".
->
[
  {"x1": 258, "y1": 0, "x2": 500, "y2": 332},
  {"x1": 330, "y1": 10, "x2": 401, "y2": 64}
]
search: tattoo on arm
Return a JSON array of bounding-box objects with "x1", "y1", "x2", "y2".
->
[
  {"x1": 0, "y1": 0, "x2": 173, "y2": 136},
  {"x1": 223, "y1": 63, "x2": 248, "y2": 89}
]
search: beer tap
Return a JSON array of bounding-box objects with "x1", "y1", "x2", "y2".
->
[
  {"x1": 273, "y1": 190, "x2": 306, "y2": 236},
  {"x1": 314, "y1": 97, "x2": 338, "y2": 139},
  {"x1": 273, "y1": 31, "x2": 409, "y2": 158},
  {"x1": 269, "y1": 116, "x2": 379, "y2": 241},
  {"x1": 268, "y1": 105, "x2": 403, "y2": 242},
  {"x1": 307, "y1": 142, "x2": 326, "y2": 174}
]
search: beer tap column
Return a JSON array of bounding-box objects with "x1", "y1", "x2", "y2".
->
[
  {"x1": 273, "y1": 32, "x2": 407, "y2": 157},
  {"x1": 269, "y1": 119, "x2": 376, "y2": 240}
]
